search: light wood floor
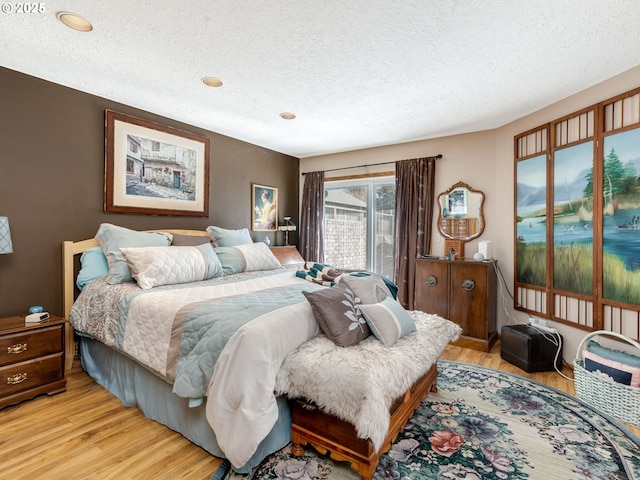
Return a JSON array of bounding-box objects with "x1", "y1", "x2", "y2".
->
[{"x1": 1, "y1": 341, "x2": 638, "y2": 480}]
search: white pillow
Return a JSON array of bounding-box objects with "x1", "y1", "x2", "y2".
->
[
  {"x1": 120, "y1": 243, "x2": 224, "y2": 289},
  {"x1": 359, "y1": 297, "x2": 417, "y2": 347},
  {"x1": 233, "y1": 242, "x2": 282, "y2": 271}
]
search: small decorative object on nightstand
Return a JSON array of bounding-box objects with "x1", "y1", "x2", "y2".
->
[{"x1": 0, "y1": 315, "x2": 66, "y2": 408}]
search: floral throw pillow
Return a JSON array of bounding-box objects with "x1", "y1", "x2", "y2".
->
[{"x1": 302, "y1": 284, "x2": 371, "y2": 347}]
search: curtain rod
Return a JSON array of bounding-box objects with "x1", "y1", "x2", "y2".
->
[{"x1": 301, "y1": 154, "x2": 443, "y2": 175}]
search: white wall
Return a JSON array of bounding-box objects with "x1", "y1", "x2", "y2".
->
[{"x1": 300, "y1": 65, "x2": 640, "y2": 364}]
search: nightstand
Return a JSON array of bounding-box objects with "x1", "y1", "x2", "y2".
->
[
  {"x1": 0, "y1": 315, "x2": 66, "y2": 408},
  {"x1": 270, "y1": 246, "x2": 305, "y2": 268}
]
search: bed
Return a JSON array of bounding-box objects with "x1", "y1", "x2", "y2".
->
[{"x1": 62, "y1": 224, "x2": 461, "y2": 477}]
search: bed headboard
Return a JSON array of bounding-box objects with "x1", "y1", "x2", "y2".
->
[{"x1": 61, "y1": 229, "x2": 210, "y2": 370}]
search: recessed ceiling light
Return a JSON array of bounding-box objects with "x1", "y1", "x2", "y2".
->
[
  {"x1": 280, "y1": 112, "x2": 296, "y2": 120},
  {"x1": 57, "y1": 11, "x2": 93, "y2": 32},
  {"x1": 202, "y1": 77, "x2": 223, "y2": 88}
]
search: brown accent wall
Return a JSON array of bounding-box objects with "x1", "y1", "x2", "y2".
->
[{"x1": 0, "y1": 67, "x2": 300, "y2": 318}]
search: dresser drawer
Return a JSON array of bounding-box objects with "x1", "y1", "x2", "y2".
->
[
  {"x1": 0, "y1": 353, "x2": 65, "y2": 398},
  {"x1": 0, "y1": 325, "x2": 64, "y2": 367}
]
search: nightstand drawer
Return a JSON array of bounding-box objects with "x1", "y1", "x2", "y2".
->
[
  {"x1": 0, "y1": 325, "x2": 64, "y2": 367},
  {"x1": 0, "y1": 353, "x2": 65, "y2": 398}
]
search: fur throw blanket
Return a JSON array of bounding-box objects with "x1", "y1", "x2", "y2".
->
[{"x1": 274, "y1": 311, "x2": 461, "y2": 450}]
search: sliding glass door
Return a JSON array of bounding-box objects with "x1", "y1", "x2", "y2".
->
[{"x1": 324, "y1": 177, "x2": 395, "y2": 277}]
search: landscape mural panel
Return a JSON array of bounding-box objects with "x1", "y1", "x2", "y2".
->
[
  {"x1": 516, "y1": 154, "x2": 547, "y2": 287},
  {"x1": 552, "y1": 142, "x2": 593, "y2": 296},
  {"x1": 602, "y1": 128, "x2": 640, "y2": 305}
]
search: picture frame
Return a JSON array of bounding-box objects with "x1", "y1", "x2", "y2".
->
[
  {"x1": 448, "y1": 187, "x2": 468, "y2": 216},
  {"x1": 252, "y1": 184, "x2": 278, "y2": 231},
  {"x1": 105, "y1": 110, "x2": 210, "y2": 216}
]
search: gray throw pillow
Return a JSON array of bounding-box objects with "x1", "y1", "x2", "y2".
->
[
  {"x1": 303, "y1": 285, "x2": 371, "y2": 347},
  {"x1": 340, "y1": 274, "x2": 391, "y2": 304}
]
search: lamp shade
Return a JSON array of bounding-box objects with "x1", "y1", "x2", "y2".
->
[
  {"x1": 278, "y1": 216, "x2": 297, "y2": 231},
  {"x1": 278, "y1": 216, "x2": 296, "y2": 246},
  {"x1": 0, "y1": 217, "x2": 13, "y2": 254}
]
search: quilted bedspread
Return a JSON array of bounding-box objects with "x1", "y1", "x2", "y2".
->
[{"x1": 70, "y1": 269, "x2": 324, "y2": 467}]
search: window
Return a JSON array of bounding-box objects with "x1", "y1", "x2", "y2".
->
[{"x1": 324, "y1": 176, "x2": 395, "y2": 277}]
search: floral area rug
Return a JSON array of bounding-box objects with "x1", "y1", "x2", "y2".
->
[{"x1": 217, "y1": 360, "x2": 640, "y2": 479}]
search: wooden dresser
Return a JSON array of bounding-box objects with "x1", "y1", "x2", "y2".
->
[
  {"x1": 414, "y1": 258, "x2": 497, "y2": 351},
  {"x1": 0, "y1": 315, "x2": 66, "y2": 408}
]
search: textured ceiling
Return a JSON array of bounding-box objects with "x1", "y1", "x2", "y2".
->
[{"x1": 2, "y1": 1, "x2": 640, "y2": 158}]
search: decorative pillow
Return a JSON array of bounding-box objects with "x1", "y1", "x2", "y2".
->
[
  {"x1": 302, "y1": 285, "x2": 371, "y2": 347},
  {"x1": 170, "y1": 233, "x2": 215, "y2": 247},
  {"x1": 95, "y1": 223, "x2": 172, "y2": 284},
  {"x1": 206, "y1": 226, "x2": 253, "y2": 247},
  {"x1": 359, "y1": 297, "x2": 417, "y2": 347},
  {"x1": 583, "y1": 350, "x2": 640, "y2": 387},
  {"x1": 587, "y1": 340, "x2": 640, "y2": 368},
  {"x1": 340, "y1": 274, "x2": 391, "y2": 304},
  {"x1": 120, "y1": 243, "x2": 223, "y2": 289},
  {"x1": 214, "y1": 242, "x2": 282, "y2": 275},
  {"x1": 76, "y1": 247, "x2": 109, "y2": 290}
]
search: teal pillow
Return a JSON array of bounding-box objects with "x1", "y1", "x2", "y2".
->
[
  {"x1": 587, "y1": 340, "x2": 640, "y2": 368},
  {"x1": 76, "y1": 247, "x2": 109, "y2": 290},
  {"x1": 359, "y1": 297, "x2": 416, "y2": 347},
  {"x1": 95, "y1": 223, "x2": 172, "y2": 284},
  {"x1": 206, "y1": 226, "x2": 253, "y2": 247}
]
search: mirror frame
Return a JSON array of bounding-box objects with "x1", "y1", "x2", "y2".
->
[{"x1": 437, "y1": 181, "x2": 485, "y2": 241}]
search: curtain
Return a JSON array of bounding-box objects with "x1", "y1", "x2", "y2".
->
[
  {"x1": 299, "y1": 171, "x2": 325, "y2": 263},
  {"x1": 394, "y1": 157, "x2": 437, "y2": 309}
]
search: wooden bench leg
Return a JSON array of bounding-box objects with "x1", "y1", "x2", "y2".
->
[
  {"x1": 291, "y1": 431, "x2": 305, "y2": 457},
  {"x1": 358, "y1": 463, "x2": 376, "y2": 480}
]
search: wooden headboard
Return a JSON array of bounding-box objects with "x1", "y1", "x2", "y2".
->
[{"x1": 61, "y1": 229, "x2": 210, "y2": 370}]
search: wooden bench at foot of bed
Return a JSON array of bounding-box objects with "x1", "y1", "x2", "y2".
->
[{"x1": 290, "y1": 363, "x2": 438, "y2": 480}]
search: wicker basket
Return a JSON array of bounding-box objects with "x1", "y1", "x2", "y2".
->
[{"x1": 573, "y1": 330, "x2": 640, "y2": 427}]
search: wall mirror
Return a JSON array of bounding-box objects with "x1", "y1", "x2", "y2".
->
[{"x1": 437, "y1": 181, "x2": 485, "y2": 241}]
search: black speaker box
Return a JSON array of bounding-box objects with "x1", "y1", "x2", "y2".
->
[{"x1": 500, "y1": 324, "x2": 563, "y2": 373}]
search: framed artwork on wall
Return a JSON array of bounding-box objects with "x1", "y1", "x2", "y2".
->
[
  {"x1": 104, "y1": 110, "x2": 210, "y2": 216},
  {"x1": 515, "y1": 153, "x2": 548, "y2": 287},
  {"x1": 252, "y1": 184, "x2": 278, "y2": 231}
]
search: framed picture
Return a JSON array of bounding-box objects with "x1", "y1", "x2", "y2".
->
[
  {"x1": 105, "y1": 110, "x2": 210, "y2": 216},
  {"x1": 252, "y1": 184, "x2": 278, "y2": 231},
  {"x1": 448, "y1": 187, "x2": 468, "y2": 216}
]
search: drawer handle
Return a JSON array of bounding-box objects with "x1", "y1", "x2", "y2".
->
[
  {"x1": 462, "y1": 278, "x2": 476, "y2": 291},
  {"x1": 425, "y1": 275, "x2": 438, "y2": 287},
  {"x1": 6, "y1": 373, "x2": 28, "y2": 385},
  {"x1": 7, "y1": 343, "x2": 27, "y2": 355}
]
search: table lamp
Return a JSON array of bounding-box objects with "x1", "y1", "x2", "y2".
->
[
  {"x1": 278, "y1": 216, "x2": 297, "y2": 246},
  {"x1": 0, "y1": 217, "x2": 12, "y2": 254}
]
